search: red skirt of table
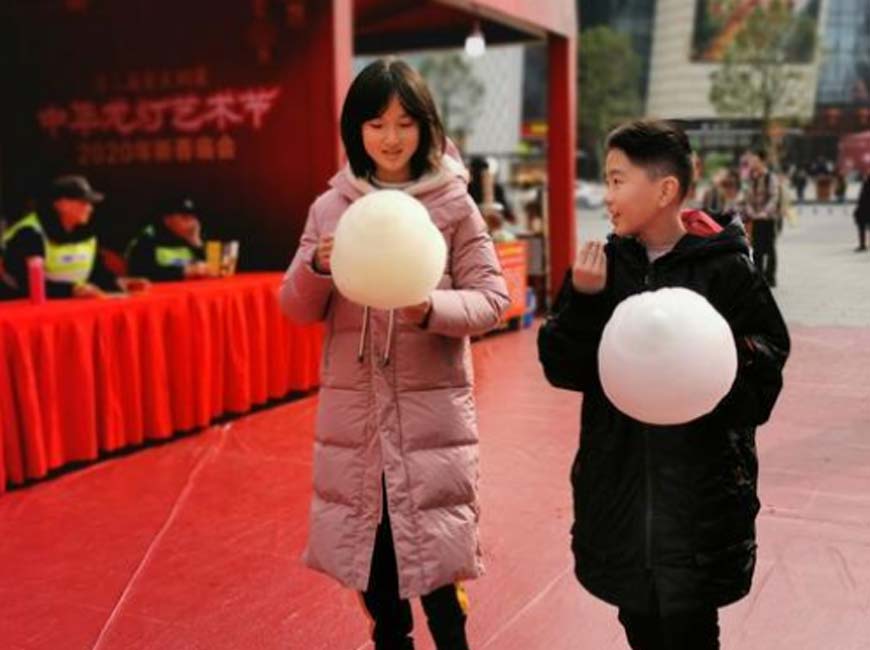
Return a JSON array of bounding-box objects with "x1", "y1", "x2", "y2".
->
[{"x1": 0, "y1": 273, "x2": 323, "y2": 492}]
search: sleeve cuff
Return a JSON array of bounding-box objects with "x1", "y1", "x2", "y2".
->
[{"x1": 309, "y1": 257, "x2": 332, "y2": 278}]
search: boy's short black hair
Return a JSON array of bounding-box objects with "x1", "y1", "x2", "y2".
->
[
  {"x1": 606, "y1": 119, "x2": 694, "y2": 200},
  {"x1": 341, "y1": 58, "x2": 446, "y2": 180}
]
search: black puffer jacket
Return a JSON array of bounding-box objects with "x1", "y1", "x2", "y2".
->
[{"x1": 538, "y1": 224, "x2": 790, "y2": 615}]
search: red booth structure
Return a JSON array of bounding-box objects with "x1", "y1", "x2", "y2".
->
[
  {"x1": 0, "y1": 0, "x2": 576, "y2": 291},
  {"x1": 0, "y1": 1, "x2": 576, "y2": 492},
  {"x1": 495, "y1": 241, "x2": 529, "y2": 325}
]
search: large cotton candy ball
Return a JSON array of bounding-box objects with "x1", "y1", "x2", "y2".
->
[
  {"x1": 598, "y1": 287, "x2": 737, "y2": 425},
  {"x1": 331, "y1": 190, "x2": 447, "y2": 310}
]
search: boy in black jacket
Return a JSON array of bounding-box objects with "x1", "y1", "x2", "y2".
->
[{"x1": 538, "y1": 120, "x2": 790, "y2": 649}]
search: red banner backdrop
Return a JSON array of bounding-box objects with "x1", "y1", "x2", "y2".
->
[{"x1": 0, "y1": 0, "x2": 346, "y2": 271}]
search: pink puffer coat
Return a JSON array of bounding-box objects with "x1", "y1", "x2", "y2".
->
[{"x1": 279, "y1": 155, "x2": 509, "y2": 598}]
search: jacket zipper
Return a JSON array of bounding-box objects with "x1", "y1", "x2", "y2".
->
[
  {"x1": 644, "y1": 262, "x2": 655, "y2": 570},
  {"x1": 644, "y1": 427, "x2": 653, "y2": 569},
  {"x1": 644, "y1": 265, "x2": 654, "y2": 289}
]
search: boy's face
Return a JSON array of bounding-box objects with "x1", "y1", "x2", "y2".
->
[{"x1": 604, "y1": 148, "x2": 677, "y2": 238}]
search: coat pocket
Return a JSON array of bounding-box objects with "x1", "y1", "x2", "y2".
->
[{"x1": 570, "y1": 448, "x2": 616, "y2": 547}]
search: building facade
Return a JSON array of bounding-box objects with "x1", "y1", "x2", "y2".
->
[{"x1": 807, "y1": 0, "x2": 870, "y2": 161}]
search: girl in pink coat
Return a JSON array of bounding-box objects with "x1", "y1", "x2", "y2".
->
[{"x1": 279, "y1": 58, "x2": 509, "y2": 650}]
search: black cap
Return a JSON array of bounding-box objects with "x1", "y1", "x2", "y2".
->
[
  {"x1": 157, "y1": 196, "x2": 197, "y2": 217},
  {"x1": 50, "y1": 175, "x2": 105, "y2": 203}
]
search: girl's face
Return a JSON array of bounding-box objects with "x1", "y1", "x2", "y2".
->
[{"x1": 362, "y1": 94, "x2": 420, "y2": 183}]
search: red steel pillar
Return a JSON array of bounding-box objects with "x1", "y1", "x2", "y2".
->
[
  {"x1": 546, "y1": 31, "x2": 577, "y2": 302},
  {"x1": 308, "y1": 0, "x2": 353, "y2": 184}
]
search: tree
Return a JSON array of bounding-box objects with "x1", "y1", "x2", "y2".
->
[
  {"x1": 578, "y1": 26, "x2": 643, "y2": 177},
  {"x1": 418, "y1": 53, "x2": 485, "y2": 147},
  {"x1": 708, "y1": 0, "x2": 819, "y2": 158}
]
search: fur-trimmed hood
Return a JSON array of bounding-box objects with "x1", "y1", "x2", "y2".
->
[{"x1": 327, "y1": 153, "x2": 472, "y2": 223}]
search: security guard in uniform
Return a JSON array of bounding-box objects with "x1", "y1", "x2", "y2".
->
[
  {"x1": 1, "y1": 175, "x2": 149, "y2": 299},
  {"x1": 126, "y1": 196, "x2": 214, "y2": 281}
]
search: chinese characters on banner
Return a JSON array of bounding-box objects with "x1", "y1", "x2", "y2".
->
[
  {"x1": 37, "y1": 78, "x2": 281, "y2": 167},
  {"x1": 75, "y1": 135, "x2": 238, "y2": 167},
  {"x1": 94, "y1": 66, "x2": 211, "y2": 96}
]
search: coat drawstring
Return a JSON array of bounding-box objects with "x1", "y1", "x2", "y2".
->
[
  {"x1": 382, "y1": 310, "x2": 395, "y2": 367},
  {"x1": 357, "y1": 306, "x2": 370, "y2": 362},
  {"x1": 356, "y1": 306, "x2": 395, "y2": 366}
]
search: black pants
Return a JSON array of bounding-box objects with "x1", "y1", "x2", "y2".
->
[
  {"x1": 618, "y1": 589, "x2": 720, "y2": 650},
  {"x1": 361, "y1": 501, "x2": 469, "y2": 650},
  {"x1": 858, "y1": 222, "x2": 868, "y2": 249},
  {"x1": 752, "y1": 219, "x2": 778, "y2": 286}
]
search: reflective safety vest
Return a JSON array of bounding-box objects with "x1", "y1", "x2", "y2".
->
[
  {"x1": 1, "y1": 213, "x2": 96, "y2": 286},
  {"x1": 155, "y1": 245, "x2": 194, "y2": 267},
  {"x1": 128, "y1": 225, "x2": 195, "y2": 267}
]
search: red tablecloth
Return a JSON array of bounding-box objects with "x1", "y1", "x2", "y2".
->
[{"x1": 0, "y1": 273, "x2": 323, "y2": 492}]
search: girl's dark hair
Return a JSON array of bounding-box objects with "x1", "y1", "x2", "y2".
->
[
  {"x1": 340, "y1": 58, "x2": 446, "y2": 180},
  {"x1": 606, "y1": 119, "x2": 694, "y2": 199}
]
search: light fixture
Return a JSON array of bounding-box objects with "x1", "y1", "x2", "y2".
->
[{"x1": 465, "y1": 21, "x2": 486, "y2": 58}]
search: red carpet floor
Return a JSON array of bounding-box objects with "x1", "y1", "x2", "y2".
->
[{"x1": 1, "y1": 325, "x2": 869, "y2": 649}]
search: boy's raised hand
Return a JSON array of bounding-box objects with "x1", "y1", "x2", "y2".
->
[{"x1": 572, "y1": 241, "x2": 607, "y2": 294}]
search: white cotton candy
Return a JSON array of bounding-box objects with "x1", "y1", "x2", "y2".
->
[
  {"x1": 331, "y1": 190, "x2": 447, "y2": 310},
  {"x1": 597, "y1": 287, "x2": 738, "y2": 425}
]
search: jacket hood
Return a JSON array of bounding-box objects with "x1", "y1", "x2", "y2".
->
[
  {"x1": 328, "y1": 152, "x2": 471, "y2": 212},
  {"x1": 609, "y1": 209, "x2": 751, "y2": 267}
]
